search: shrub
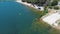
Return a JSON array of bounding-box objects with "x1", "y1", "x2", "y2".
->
[
  {"x1": 49, "y1": 6, "x2": 52, "y2": 9},
  {"x1": 54, "y1": 6, "x2": 59, "y2": 10},
  {"x1": 46, "y1": 2, "x2": 51, "y2": 6},
  {"x1": 51, "y1": 0, "x2": 58, "y2": 6},
  {"x1": 22, "y1": 0, "x2": 26, "y2": 2}
]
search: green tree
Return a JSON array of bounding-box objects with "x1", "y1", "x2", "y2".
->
[
  {"x1": 51, "y1": 0, "x2": 58, "y2": 6},
  {"x1": 22, "y1": 0, "x2": 47, "y2": 5}
]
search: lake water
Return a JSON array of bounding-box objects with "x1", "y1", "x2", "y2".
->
[{"x1": 0, "y1": 2, "x2": 36, "y2": 34}]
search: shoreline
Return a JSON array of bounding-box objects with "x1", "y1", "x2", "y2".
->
[
  {"x1": 16, "y1": 0, "x2": 44, "y2": 11},
  {"x1": 16, "y1": 0, "x2": 54, "y2": 27},
  {"x1": 16, "y1": 0, "x2": 60, "y2": 30}
]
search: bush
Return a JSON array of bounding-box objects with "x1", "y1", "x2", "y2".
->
[
  {"x1": 54, "y1": 6, "x2": 59, "y2": 10},
  {"x1": 51, "y1": 0, "x2": 58, "y2": 6},
  {"x1": 49, "y1": 6, "x2": 52, "y2": 9},
  {"x1": 46, "y1": 2, "x2": 51, "y2": 6},
  {"x1": 22, "y1": 0, "x2": 26, "y2": 2}
]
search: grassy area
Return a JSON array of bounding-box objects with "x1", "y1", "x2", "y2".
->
[{"x1": 26, "y1": 7, "x2": 60, "y2": 34}]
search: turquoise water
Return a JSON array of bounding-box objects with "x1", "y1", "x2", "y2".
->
[
  {"x1": 0, "y1": 0, "x2": 16, "y2": 2},
  {"x1": 0, "y1": 2, "x2": 36, "y2": 34}
]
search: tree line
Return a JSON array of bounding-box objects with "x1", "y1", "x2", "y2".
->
[
  {"x1": 22, "y1": 0, "x2": 47, "y2": 6},
  {"x1": 22, "y1": 0, "x2": 58, "y2": 6}
]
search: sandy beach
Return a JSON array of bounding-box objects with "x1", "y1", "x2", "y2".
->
[
  {"x1": 16, "y1": 0, "x2": 44, "y2": 11},
  {"x1": 16, "y1": 0, "x2": 36, "y2": 8}
]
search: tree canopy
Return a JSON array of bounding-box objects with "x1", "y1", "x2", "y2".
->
[
  {"x1": 22, "y1": 0, "x2": 47, "y2": 6},
  {"x1": 22, "y1": 0, "x2": 59, "y2": 6}
]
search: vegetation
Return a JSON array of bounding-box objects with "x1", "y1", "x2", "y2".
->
[
  {"x1": 21, "y1": 0, "x2": 60, "y2": 34},
  {"x1": 46, "y1": 2, "x2": 51, "y2": 6},
  {"x1": 54, "y1": 6, "x2": 59, "y2": 10},
  {"x1": 22, "y1": 0, "x2": 58, "y2": 6},
  {"x1": 48, "y1": 6, "x2": 53, "y2": 9},
  {"x1": 28, "y1": 6, "x2": 48, "y2": 18},
  {"x1": 26, "y1": 7, "x2": 60, "y2": 34},
  {"x1": 51, "y1": 0, "x2": 58, "y2": 6},
  {"x1": 29, "y1": 19, "x2": 60, "y2": 34},
  {"x1": 22, "y1": 0, "x2": 47, "y2": 6}
]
